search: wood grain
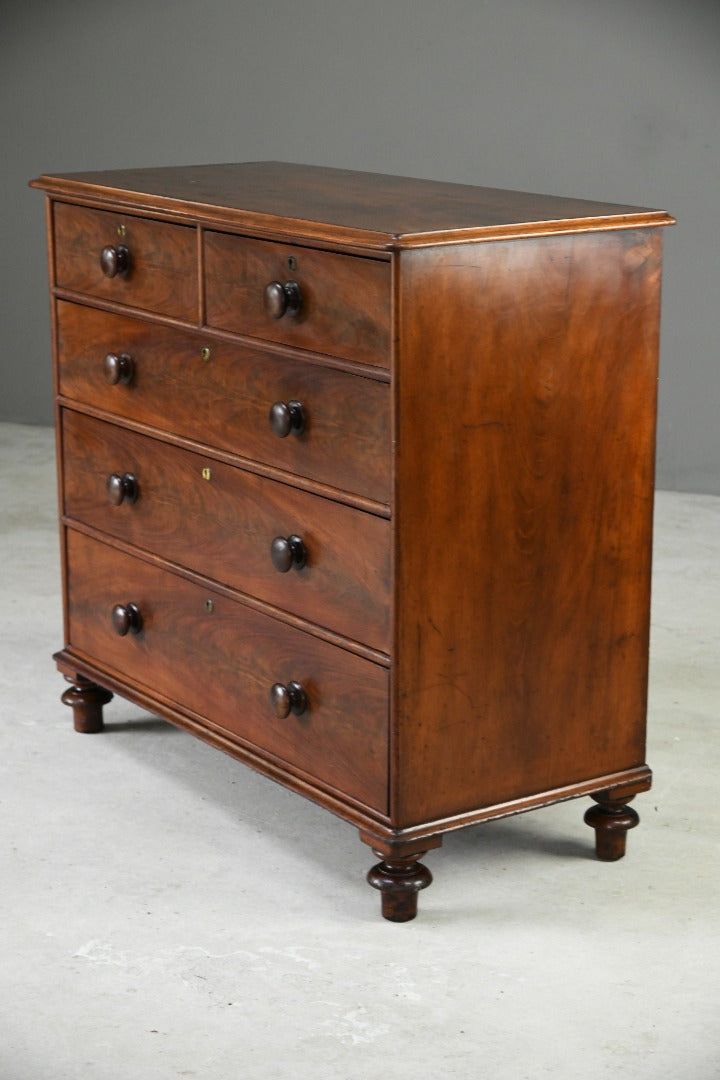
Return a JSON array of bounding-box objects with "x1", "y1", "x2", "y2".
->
[
  {"x1": 204, "y1": 231, "x2": 390, "y2": 367},
  {"x1": 62, "y1": 410, "x2": 391, "y2": 652},
  {"x1": 53, "y1": 202, "x2": 197, "y2": 320},
  {"x1": 32, "y1": 163, "x2": 674, "y2": 251},
  {"x1": 392, "y1": 228, "x2": 663, "y2": 826},
  {"x1": 56, "y1": 301, "x2": 390, "y2": 504},
  {"x1": 31, "y1": 163, "x2": 672, "y2": 917},
  {"x1": 66, "y1": 529, "x2": 389, "y2": 811}
]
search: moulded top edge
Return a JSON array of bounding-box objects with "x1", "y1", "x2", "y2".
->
[{"x1": 30, "y1": 162, "x2": 675, "y2": 251}]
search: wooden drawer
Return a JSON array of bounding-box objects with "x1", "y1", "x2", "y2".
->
[
  {"x1": 66, "y1": 530, "x2": 388, "y2": 811},
  {"x1": 53, "y1": 203, "x2": 197, "y2": 321},
  {"x1": 57, "y1": 301, "x2": 390, "y2": 505},
  {"x1": 204, "y1": 231, "x2": 390, "y2": 367},
  {"x1": 62, "y1": 411, "x2": 390, "y2": 652}
]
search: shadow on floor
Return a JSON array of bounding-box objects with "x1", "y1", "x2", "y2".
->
[
  {"x1": 102, "y1": 716, "x2": 170, "y2": 733},
  {"x1": 97, "y1": 706, "x2": 596, "y2": 869}
]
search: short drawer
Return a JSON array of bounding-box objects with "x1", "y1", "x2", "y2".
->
[
  {"x1": 53, "y1": 203, "x2": 197, "y2": 321},
  {"x1": 66, "y1": 530, "x2": 389, "y2": 811},
  {"x1": 62, "y1": 411, "x2": 391, "y2": 653},
  {"x1": 57, "y1": 301, "x2": 390, "y2": 505},
  {"x1": 204, "y1": 231, "x2": 390, "y2": 368}
]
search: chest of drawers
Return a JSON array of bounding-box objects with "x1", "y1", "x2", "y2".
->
[{"x1": 31, "y1": 163, "x2": 673, "y2": 920}]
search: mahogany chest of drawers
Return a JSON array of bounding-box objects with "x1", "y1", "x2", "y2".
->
[{"x1": 31, "y1": 163, "x2": 673, "y2": 920}]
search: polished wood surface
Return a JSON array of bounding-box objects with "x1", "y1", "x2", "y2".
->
[
  {"x1": 33, "y1": 162, "x2": 672, "y2": 920},
  {"x1": 204, "y1": 231, "x2": 390, "y2": 367},
  {"x1": 366, "y1": 852, "x2": 432, "y2": 922},
  {"x1": 53, "y1": 203, "x2": 197, "y2": 320},
  {"x1": 99, "y1": 243, "x2": 130, "y2": 278},
  {"x1": 56, "y1": 301, "x2": 390, "y2": 505},
  {"x1": 264, "y1": 279, "x2": 303, "y2": 320},
  {"x1": 110, "y1": 601, "x2": 143, "y2": 637},
  {"x1": 66, "y1": 530, "x2": 389, "y2": 810},
  {"x1": 32, "y1": 162, "x2": 674, "y2": 250},
  {"x1": 105, "y1": 470, "x2": 138, "y2": 506},
  {"x1": 61, "y1": 673, "x2": 112, "y2": 733},
  {"x1": 62, "y1": 410, "x2": 391, "y2": 651},
  {"x1": 103, "y1": 350, "x2": 134, "y2": 384},
  {"x1": 393, "y1": 228, "x2": 663, "y2": 826},
  {"x1": 584, "y1": 791, "x2": 640, "y2": 860}
]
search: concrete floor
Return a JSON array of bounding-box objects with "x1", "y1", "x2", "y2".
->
[{"x1": 1, "y1": 421, "x2": 718, "y2": 1080}]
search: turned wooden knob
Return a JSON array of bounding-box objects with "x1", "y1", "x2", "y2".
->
[
  {"x1": 270, "y1": 681, "x2": 307, "y2": 718},
  {"x1": 268, "y1": 400, "x2": 305, "y2": 438},
  {"x1": 270, "y1": 535, "x2": 306, "y2": 572},
  {"x1": 264, "y1": 280, "x2": 302, "y2": 319},
  {"x1": 100, "y1": 244, "x2": 130, "y2": 278},
  {"x1": 104, "y1": 352, "x2": 134, "y2": 385},
  {"x1": 111, "y1": 602, "x2": 142, "y2": 636},
  {"x1": 107, "y1": 472, "x2": 138, "y2": 505}
]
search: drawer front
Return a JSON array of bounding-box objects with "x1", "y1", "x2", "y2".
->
[
  {"x1": 53, "y1": 203, "x2": 197, "y2": 321},
  {"x1": 66, "y1": 530, "x2": 388, "y2": 811},
  {"x1": 63, "y1": 411, "x2": 390, "y2": 652},
  {"x1": 204, "y1": 232, "x2": 390, "y2": 368},
  {"x1": 57, "y1": 302, "x2": 389, "y2": 505}
]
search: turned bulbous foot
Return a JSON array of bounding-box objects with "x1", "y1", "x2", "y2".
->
[
  {"x1": 61, "y1": 674, "x2": 113, "y2": 733},
  {"x1": 584, "y1": 793, "x2": 639, "y2": 861},
  {"x1": 367, "y1": 852, "x2": 432, "y2": 922}
]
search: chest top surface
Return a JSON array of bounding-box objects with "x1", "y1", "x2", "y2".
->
[{"x1": 31, "y1": 161, "x2": 673, "y2": 249}]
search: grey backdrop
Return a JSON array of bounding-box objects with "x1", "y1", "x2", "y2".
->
[{"x1": 2, "y1": 0, "x2": 718, "y2": 493}]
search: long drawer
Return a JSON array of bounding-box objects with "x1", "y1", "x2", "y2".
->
[
  {"x1": 56, "y1": 301, "x2": 390, "y2": 505},
  {"x1": 65, "y1": 530, "x2": 389, "y2": 811},
  {"x1": 204, "y1": 231, "x2": 390, "y2": 368},
  {"x1": 62, "y1": 410, "x2": 390, "y2": 652},
  {"x1": 53, "y1": 203, "x2": 198, "y2": 321}
]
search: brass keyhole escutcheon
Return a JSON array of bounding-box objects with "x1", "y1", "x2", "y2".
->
[
  {"x1": 202, "y1": 467, "x2": 212, "y2": 481},
  {"x1": 201, "y1": 346, "x2": 211, "y2": 361},
  {"x1": 204, "y1": 598, "x2": 214, "y2": 614},
  {"x1": 117, "y1": 224, "x2": 127, "y2": 238},
  {"x1": 287, "y1": 255, "x2": 297, "y2": 271}
]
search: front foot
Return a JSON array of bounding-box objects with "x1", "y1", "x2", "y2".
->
[
  {"x1": 367, "y1": 851, "x2": 432, "y2": 922},
  {"x1": 584, "y1": 792, "x2": 639, "y2": 861},
  {"x1": 61, "y1": 674, "x2": 113, "y2": 733}
]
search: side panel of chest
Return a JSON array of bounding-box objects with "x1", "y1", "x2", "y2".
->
[{"x1": 392, "y1": 229, "x2": 663, "y2": 826}]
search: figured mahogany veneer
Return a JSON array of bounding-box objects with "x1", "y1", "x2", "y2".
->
[
  {"x1": 32, "y1": 162, "x2": 673, "y2": 922},
  {"x1": 56, "y1": 301, "x2": 390, "y2": 507},
  {"x1": 66, "y1": 530, "x2": 388, "y2": 810},
  {"x1": 62, "y1": 409, "x2": 391, "y2": 652},
  {"x1": 204, "y1": 231, "x2": 390, "y2": 367},
  {"x1": 54, "y1": 203, "x2": 197, "y2": 321}
]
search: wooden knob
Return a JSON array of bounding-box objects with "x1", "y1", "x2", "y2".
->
[
  {"x1": 111, "y1": 602, "x2": 142, "y2": 636},
  {"x1": 100, "y1": 244, "x2": 130, "y2": 278},
  {"x1": 104, "y1": 352, "x2": 134, "y2": 384},
  {"x1": 270, "y1": 535, "x2": 307, "y2": 572},
  {"x1": 269, "y1": 400, "x2": 305, "y2": 438},
  {"x1": 107, "y1": 472, "x2": 138, "y2": 506},
  {"x1": 270, "y1": 681, "x2": 308, "y2": 718},
  {"x1": 264, "y1": 280, "x2": 302, "y2": 319}
]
